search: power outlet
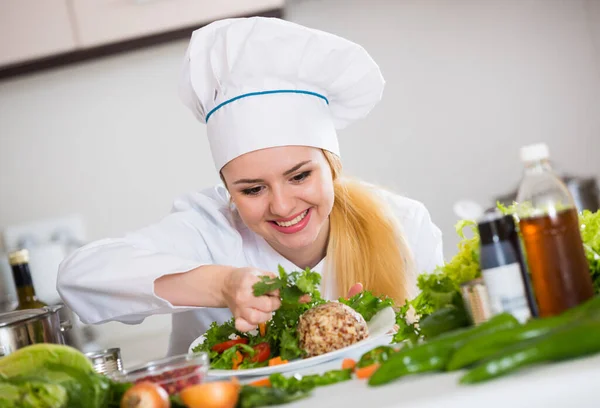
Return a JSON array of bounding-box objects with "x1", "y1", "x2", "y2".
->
[{"x1": 2, "y1": 214, "x2": 87, "y2": 252}]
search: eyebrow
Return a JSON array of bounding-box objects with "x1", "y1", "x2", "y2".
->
[{"x1": 233, "y1": 160, "x2": 312, "y2": 185}]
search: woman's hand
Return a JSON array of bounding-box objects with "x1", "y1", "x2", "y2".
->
[
  {"x1": 346, "y1": 283, "x2": 363, "y2": 299},
  {"x1": 222, "y1": 267, "x2": 281, "y2": 332}
]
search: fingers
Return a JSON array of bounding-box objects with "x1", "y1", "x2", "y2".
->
[
  {"x1": 235, "y1": 317, "x2": 256, "y2": 332},
  {"x1": 346, "y1": 282, "x2": 363, "y2": 299},
  {"x1": 251, "y1": 294, "x2": 281, "y2": 313},
  {"x1": 253, "y1": 270, "x2": 277, "y2": 279},
  {"x1": 239, "y1": 308, "x2": 272, "y2": 327},
  {"x1": 298, "y1": 294, "x2": 312, "y2": 304},
  {"x1": 227, "y1": 268, "x2": 285, "y2": 333}
]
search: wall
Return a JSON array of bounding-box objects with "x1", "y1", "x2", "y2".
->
[{"x1": 1, "y1": 0, "x2": 599, "y2": 367}]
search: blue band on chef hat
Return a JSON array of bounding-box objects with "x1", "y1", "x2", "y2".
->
[{"x1": 205, "y1": 90, "x2": 329, "y2": 122}]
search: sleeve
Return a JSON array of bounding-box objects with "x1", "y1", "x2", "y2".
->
[
  {"x1": 378, "y1": 189, "x2": 445, "y2": 276},
  {"x1": 56, "y1": 188, "x2": 241, "y2": 325}
]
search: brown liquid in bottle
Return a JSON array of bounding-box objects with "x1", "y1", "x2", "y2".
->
[{"x1": 519, "y1": 208, "x2": 594, "y2": 317}]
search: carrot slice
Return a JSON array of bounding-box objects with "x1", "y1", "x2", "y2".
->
[
  {"x1": 250, "y1": 378, "x2": 272, "y2": 387},
  {"x1": 232, "y1": 351, "x2": 243, "y2": 370},
  {"x1": 268, "y1": 356, "x2": 289, "y2": 366},
  {"x1": 268, "y1": 356, "x2": 282, "y2": 366},
  {"x1": 342, "y1": 358, "x2": 356, "y2": 371},
  {"x1": 355, "y1": 363, "x2": 380, "y2": 379},
  {"x1": 259, "y1": 323, "x2": 266, "y2": 337}
]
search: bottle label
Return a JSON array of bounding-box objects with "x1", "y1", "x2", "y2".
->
[{"x1": 482, "y1": 263, "x2": 532, "y2": 323}]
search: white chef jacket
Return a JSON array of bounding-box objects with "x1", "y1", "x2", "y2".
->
[{"x1": 56, "y1": 183, "x2": 444, "y2": 356}]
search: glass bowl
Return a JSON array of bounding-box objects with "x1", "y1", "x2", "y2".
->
[{"x1": 114, "y1": 352, "x2": 209, "y2": 395}]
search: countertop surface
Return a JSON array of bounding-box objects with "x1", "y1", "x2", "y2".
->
[{"x1": 231, "y1": 334, "x2": 600, "y2": 408}]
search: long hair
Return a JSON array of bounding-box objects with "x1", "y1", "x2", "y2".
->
[{"x1": 322, "y1": 150, "x2": 416, "y2": 305}]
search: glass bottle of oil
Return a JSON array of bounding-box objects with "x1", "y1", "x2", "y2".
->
[
  {"x1": 516, "y1": 143, "x2": 594, "y2": 317},
  {"x1": 8, "y1": 249, "x2": 47, "y2": 310}
]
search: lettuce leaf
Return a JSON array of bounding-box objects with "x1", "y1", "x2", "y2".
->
[
  {"x1": 192, "y1": 318, "x2": 240, "y2": 356},
  {"x1": 407, "y1": 206, "x2": 600, "y2": 335},
  {"x1": 407, "y1": 220, "x2": 480, "y2": 322},
  {"x1": 0, "y1": 380, "x2": 68, "y2": 408},
  {"x1": 0, "y1": 345, "x2": 112, "y2": 408},
  {"x1": 580, "y1": 209, "x2": 600, "y2": 293},
  {"x1": 338, "y1": 291, "x2": 394, "y2": 321}
]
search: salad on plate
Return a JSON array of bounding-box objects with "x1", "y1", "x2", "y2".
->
[{"x1": 189, "y1": 266, "x2": 397, "y2": 372}]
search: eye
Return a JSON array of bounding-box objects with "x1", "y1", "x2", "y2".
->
[
  {"x1": 241, "y1": 186, "x2": 264, "y2": 196},
  {"x1": 291, "y1": 171, "x2": 311, "y2": 183}
]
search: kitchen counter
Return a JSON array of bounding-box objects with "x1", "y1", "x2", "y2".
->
[{"x1": 237, "y1": 335, "x2": 599, "y2": 408}]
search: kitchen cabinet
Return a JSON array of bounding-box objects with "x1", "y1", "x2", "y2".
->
[
  {"x1": 70, "y1": 0, "x2": 286, "y2": 48},
  {"x1": 0, "y1": 0, "x2": 284, "y2": 79},
  {"x1": 0, "y1": 0, "x2": 77, "y2": 67}
]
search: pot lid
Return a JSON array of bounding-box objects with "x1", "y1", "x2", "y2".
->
[{"x1": 0, "y1": 308, "x2": 49, "y2": 327}]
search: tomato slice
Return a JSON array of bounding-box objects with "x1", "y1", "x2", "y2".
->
[
  {"x1": 211, "y1": 338, "x2": 249, "y2": 353},
  {"x1": 248, "y1": 342, "x2": 271, "y2": 363}
]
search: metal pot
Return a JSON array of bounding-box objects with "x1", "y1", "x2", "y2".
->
[
  {"x1": 496, "y1": 175, "x2": 600, "y2": 213},
  {"x1": 0, "y1": 304, "x2": 71, "y2": 357}
]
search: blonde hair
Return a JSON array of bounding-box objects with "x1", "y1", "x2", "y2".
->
[{"x1": 322, "y1": 150, "x2": 415, "y2": 305}]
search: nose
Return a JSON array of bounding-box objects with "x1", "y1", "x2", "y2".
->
[{"x1": 269, "y1": 185, "x2": 295, "y2": 218}]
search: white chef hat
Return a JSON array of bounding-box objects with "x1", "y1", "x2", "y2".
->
[{"x1": 179, "y1": 17, "x2": 385, "y2": 171}]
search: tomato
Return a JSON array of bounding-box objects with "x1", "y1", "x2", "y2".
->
[
  {"x1": 120, "y1": 382, "x2": 170, "y2": 408},
  {"x1": 211, "y1": 338, "x2": 248, "y2": 353},
  {"x1": 248, "y1": 342, "x2": 271, "y2": 363}
]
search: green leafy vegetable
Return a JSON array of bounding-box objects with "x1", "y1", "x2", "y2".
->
[
  {"x1": 252, "y1": 277, "x2": 285, "y2": 297},
  {"x1": 392, "y1": 301, "x2": 421, "y2": 343},
  {"x1": 196, "y1": 266, "x2": 325, "y2": 369},
  {"x1": 338, "y1": 291, "x2": 394, "y2": 321},
  {"x1": 398, "y1": 206, "x2": 600, "y2": 343},
  {"x1": 262, "y1": 266, "x2": 326, "y2": 362},
  {"x1": 413, "y1": 220, "x2": 480, "y2": 317},
  {"x1": 0, "y1": 343, "x2": 95, "y2": 378},
  {"x1": 580, "y1": 210, "x2": 600, "y2": 293},
  {"x1": 237, "y1": 385, "x2": 311, "y2": 408},
  {"x1": 0, "y1": 380, "x2": 68, "y2": 408},
  {"x1": 0, "y1": 344, "x2": 129, "y2": 408},
  {"x1": 269, "y1": 370, "x2": 352, "y2": 392},
  {"x1": 210, "y1": 344, "x2": 256, "y2": 370},
  {"x1": 391, "y1": 220, "x2": 479, "y2": 343}
]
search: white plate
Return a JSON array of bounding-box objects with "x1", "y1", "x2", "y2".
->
[{"x1": 188, "y1": 306, "x2": 397, "y2": 378}]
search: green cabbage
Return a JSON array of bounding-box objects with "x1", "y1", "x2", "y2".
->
[
  {"x1": 0, "y1": 381, "x2": 68, "y2": 408},
  {"x1": 0, "y1": 344, "x2": 115, "y2": 408}
]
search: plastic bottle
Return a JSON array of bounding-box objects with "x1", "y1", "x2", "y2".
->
[{"x1": 516, "y1": 143, "x2": 594, "y2": 317}]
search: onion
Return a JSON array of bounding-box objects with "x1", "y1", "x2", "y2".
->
[{"x1": 120, "y1": 382, "x2": 170, "y2": 408}]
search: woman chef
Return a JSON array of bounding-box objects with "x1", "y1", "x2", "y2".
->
[{"x1": 57, "y1": 17, "x2": 444, "y2": 357}]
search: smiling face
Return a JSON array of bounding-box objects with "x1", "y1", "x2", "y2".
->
[{"x1": 221, "y1": 146, "x2": 335, "y2": 264}]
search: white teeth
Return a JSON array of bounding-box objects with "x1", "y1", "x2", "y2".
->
[{"x1": 275, "y1": 210, "x2": 308, "y2": 227}]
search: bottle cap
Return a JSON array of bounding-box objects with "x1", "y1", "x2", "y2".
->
[
  {"x1": 8, "y1": 249, "x2": 29, "y2": 266},
  {"x1": 520, "y1": 143, "x2": 550, "y2": 163},
  {"x1": 477, "y1": 212, "x2": 517, "y2": 246}
]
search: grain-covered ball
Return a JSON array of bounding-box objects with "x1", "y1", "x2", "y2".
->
[{"x1": 297, "y1": 302, "x2": 369, "y2": 357}]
